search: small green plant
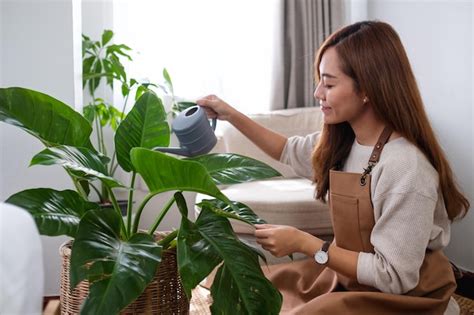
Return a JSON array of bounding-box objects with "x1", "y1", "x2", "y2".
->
[
  {"x1": 82, "y1": 30, "x2": 200, "y2": 203},
  {"x1": 0, "y1": 87, "x2": 283, "y2": 314},
  {"x1": 82, "y1": 30, "x2": 167, "y2": 203}
]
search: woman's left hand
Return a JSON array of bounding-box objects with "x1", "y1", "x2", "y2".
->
[{"x1": 254, "y1": 224, "x2": 305, "y2": 257}]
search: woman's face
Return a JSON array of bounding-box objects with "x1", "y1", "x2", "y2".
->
[{"x1": 314, "y1": 47, "x2": 367, "y2": 125}]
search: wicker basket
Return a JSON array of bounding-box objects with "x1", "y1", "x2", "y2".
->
[{"x1": 59, "y1": 233, "x2": 189, "y2": 314}]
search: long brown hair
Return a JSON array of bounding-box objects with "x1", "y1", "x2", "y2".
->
[{"x1": 312, "y1": 21, "x2": 469, "y2": 220}]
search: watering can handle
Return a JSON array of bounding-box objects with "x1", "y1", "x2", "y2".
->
[{"x1": 211, "y1": 118, "x2": 217, "y2": 131}]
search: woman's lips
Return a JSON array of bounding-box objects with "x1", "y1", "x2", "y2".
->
[{"x1": 321, "y1": 106, "x2": 332, "y2": 113}]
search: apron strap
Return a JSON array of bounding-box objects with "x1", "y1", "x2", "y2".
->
[
  {"x1": 368, "y1": 126, "x2": 393, "y2": 164},
  {"x1": 360, "y1": 126, "x2": 393, "y2": 186}
]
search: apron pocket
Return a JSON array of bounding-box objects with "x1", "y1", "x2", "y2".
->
[{"x1": 330, "y1": 193, "x2": 365, "y2": 252}]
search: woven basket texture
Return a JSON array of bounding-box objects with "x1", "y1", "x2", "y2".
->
[
  {"x1": 454, "y1": 294, "x2": 474, "y2": 315},
  {"x1": 59, "y1": 233, "x2": 189, "y2": 314}
]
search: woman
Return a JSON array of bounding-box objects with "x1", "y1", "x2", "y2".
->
[{"x1": 197, "y1": 21, "x2": 469, "y2": 314}]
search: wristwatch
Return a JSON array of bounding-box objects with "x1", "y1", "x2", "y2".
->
[{"x1": 314, "y1": 241, "x2": 330, "y2": 265}]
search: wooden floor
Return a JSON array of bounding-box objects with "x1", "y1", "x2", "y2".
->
[{"x1": 44, "y1": 287, "x2": 473, "y2": 315}]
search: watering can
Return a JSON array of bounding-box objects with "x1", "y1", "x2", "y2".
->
[{"x1": 153, "y1": 105, "x2": 217, "y2": 157}]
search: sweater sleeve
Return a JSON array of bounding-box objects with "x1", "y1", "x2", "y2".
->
[
  {"x1": 355, "y1": 140, "x2": 446, "y2": 294},
  {"x1": 279, "y1": 131, "x2": 320, "y2": 179},
  {"x1": 357, "y1": 191, "x2": 438, "y2": 294}
]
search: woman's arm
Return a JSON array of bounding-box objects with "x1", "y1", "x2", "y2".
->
[
  {"x1": 254, "y1": 224, "x2": 359, "y2": 280},
  {"x1": 197, "y1": 95, "x2": 287, "y2": 160}
]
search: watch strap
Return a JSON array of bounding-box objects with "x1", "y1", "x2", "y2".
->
[{"x1": 321, "y1": 241, "x2": 330, "y2": 252}]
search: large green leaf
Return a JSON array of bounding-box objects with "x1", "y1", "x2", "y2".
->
[
  {"x1": 5, "y1": 188, "x2": 98, "y2": 237},
  {"x1": 83, "y1": 56, "x2": 95, "y2": 88},
  {"x1": 185, "y1": 153, "x2": 282, "y2": 185},
  {"x1": 115, "y1": 92, "x2": 170, "y2": 172},
  {"x1": 71, "y1": 208, "x2": 162, "y2": 315},
  {"x1": 131, "y1": 148, "x2": 231, "y2": 204},
  {"x1": 30, "y1": 145, "x2": 123, "y2": 188},
  {"x1": 197, "y1": 199, "x2": 266, "y2": 226},
  {"x1": 89, "y1": 60, "x2": 102, "y2": 95},
  {"x1": 176, "y1": 197, "x2": 221, "y2": 298},
  {"x1": 178, "y1": 206, "x2": 282, "y2": 314},
  {"x1": 0, "y1": 87, "x2": 93, "y2": 148}
]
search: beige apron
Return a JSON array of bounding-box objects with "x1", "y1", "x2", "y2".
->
[{"x1": 267, "y1": 127, "x2": 456, "y2": 314}]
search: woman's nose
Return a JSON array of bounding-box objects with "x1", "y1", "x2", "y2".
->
[{"x1": 314, "y1": 83, "x2": 324, "y2": 102}]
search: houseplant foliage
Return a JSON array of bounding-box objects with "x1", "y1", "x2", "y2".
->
[
  {"x1": 82, "y1": 29, "x2": 204, "y2": 204},
  {"x1": 0, "y1": 87, "x2": 283, "y2": 314},
  {"x1": 82, "y1": 29, "x2": 162, "y2": 203}
]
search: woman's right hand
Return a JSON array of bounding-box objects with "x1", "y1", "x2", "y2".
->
[
  {"x1": 196, "y1": 95, "x2": 238, "y2": 122},
  {"x1": 197, "y1": 94, "x2": 287, "y2": 161}
]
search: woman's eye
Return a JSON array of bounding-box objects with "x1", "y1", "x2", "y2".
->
[{"x1": 324, "y1": 84, "x2": 333, "y2": 89}]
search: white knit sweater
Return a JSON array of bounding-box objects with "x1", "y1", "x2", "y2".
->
[{"x1": 280, "y1": 132, "x2": 451, "y2": 295}]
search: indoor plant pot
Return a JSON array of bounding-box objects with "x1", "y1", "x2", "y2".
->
[
  {"x1": 60, "y1": 232, "x2": 188, "y2": 314},
  {"x1": 0, "y1": 87, "x2": 283, "y2": 314}
]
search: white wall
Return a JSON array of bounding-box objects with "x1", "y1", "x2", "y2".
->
[
  {"x1": 82, "y1": 0, "x2": 113, "y2": 107},
  {"x1": 366, "y1": 0, "x2": 473, "y2": 271},
  {"x1": 0, "y1": 0, "x2": 82, "y2": 295}
]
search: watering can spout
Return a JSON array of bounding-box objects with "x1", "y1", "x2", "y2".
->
[{"x1": 153, "y1": 146, "x2": 191, "y2": 157}]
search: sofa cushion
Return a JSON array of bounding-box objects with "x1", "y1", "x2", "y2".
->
[{"x1": 195, "y1": 178, "x2": 333, "y2": 236}]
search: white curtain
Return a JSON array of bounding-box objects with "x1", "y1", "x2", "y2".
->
[{"x1": 113, "y1": 0, "x2": 281, "y2": 114}]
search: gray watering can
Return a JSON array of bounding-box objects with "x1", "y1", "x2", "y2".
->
[{"x1": 153, "y1": 105, "x2": 217, "y2": 157}]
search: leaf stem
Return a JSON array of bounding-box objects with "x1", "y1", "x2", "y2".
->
[
  {"x1": 99, "y1": 118, "x2": 107, "y2": 157},
  {"x1": 89, "y1": 182, "x2": 103, "y2": 201},
  {"x1": 132, "y1": 193, "x2": 155, "y2": 234},
  {"x1": 111, "y1": 163, "x2": 120, "y2": 176},
  {"x1": 157, "y1": 229, "x2": 179, "y2": 249},
  {"x1": 90, "y1": 90, "x2": 102, "y2": 154},
  {"x1": 126, "y1": 172, "x2": 136, "y2": 235},
  {"x1": 121, "y1": 93, "x2": 130, "y2": 119},
  {"x1": 148, "y1": 196, "x2": 176, "y2": 235},
  {"x1": 93, "y1": 106, "x2": 102, "y2": 152},
  {"x1": 105, "y1": 186, "x2": 127, "y2": 238},
  {"x1": 108, "y1": 152, "x2": 117, "y2": 176},
  {"x1": 67, "y1": 170, "x2": 87, "y2": 199}
]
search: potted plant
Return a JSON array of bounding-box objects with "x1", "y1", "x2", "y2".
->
[{"x1": 0, "y1": 87, "x2": 283, "y2": 314}]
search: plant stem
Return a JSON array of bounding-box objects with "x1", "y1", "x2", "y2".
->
[
  {"x1": 99, "y1": 119, "x2": 107, "y2": 157},
  {"x1": 121, "y1": 93, "x2": 130, "y2": 118},
  {"x1": 101, "y1": 184, "x2": 108, "y2": 203},
  {"x1": 132, "y1": 193, "x2": 155, "y2": 234},
  {"x1": 148, "y1": 196, "x2": 176, "y2": 235},
  {"x1": 93, "y1": 106, "x2": 102, "y2": 152},
  {"x1": 109, "y1": 152, "x2": 117, "y2": 176},
  {"x1": 111, "y1": 163, "x2": 120, "y2": 176},
  {"x1": 87, "y1": 183, "x2": 101, "y2": 200},
  {"x1": 90, "y1": 90, "x2": 102, "y2": 153},
  {"x1": 105, "y1": 186, "x2": 127, "y2": 238},
  {"x1": 67, "y1": 170, "x2": 87, "y2": 199},
  {"x1": 157, "y1": 229, "x2": 179, "y2": 250},
  {"x1": 126, "y1": 172, "x2": 136, "y2": 236}
]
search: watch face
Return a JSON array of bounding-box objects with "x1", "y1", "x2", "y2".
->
[{"x1": 315, "y1": 250, "x2": 328, "y2": 264}]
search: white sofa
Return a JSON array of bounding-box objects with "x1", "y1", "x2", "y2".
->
[{"x1": 195, "y1": 107, "x2": 333, "y2": 262}]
